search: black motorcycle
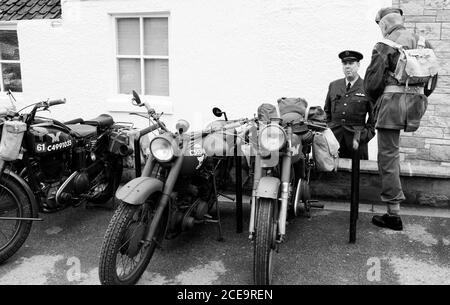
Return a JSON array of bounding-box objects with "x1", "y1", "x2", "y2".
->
[{"x1": 0, "y1": 98, "x2": 129, "y2": 263}]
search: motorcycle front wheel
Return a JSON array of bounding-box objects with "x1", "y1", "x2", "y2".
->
[
  {"x1": 99, "y1": 197, "x2": 168, "y2": 285},
  {"x1": 0, "y1": 175, "x2": 33, "y2": 264},
  {"x1": 253, "y1": 198, "x2": 277, "y2": 285}
]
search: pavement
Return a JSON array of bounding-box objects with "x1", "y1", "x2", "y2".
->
[{"x1": 0, "y1": 199, "x2": 450, "y2": 285}]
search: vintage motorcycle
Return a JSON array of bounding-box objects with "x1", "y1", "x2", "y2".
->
[
  {"x1": 99, "y1": 91, "x2": 253, "y2": 285},
  {"x1": 248, "y1": 99, "x2": 325, "y2": 285},
  {"x1": 0, "y1": 97, "x2": 129, "y2": 263}
]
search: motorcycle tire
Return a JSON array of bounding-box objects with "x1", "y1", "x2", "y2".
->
[
  {"x1": 0, "y1": 175, "x2": 33, "y2": 264},
  {"x1": 99, "y1": 199, "x2": 168, "y2": 285},
  {"x1": 88, "y1": 157, "x2": 123, "y2": 205},
  {"x1": 253, "y1": 198, "x2": 277, "y2": 285}
]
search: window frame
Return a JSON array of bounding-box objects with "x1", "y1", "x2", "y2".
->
[
  {"x1": 113, "y1": 13, "x2": 170, "y2": 97},
  {"x1": 0, "y1": 23, "x2": 22, "y2": 93}
]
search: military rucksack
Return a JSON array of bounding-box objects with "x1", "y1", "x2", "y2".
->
[{"x1": 380, "y1": 36, "x2": 439, "y2": 89}]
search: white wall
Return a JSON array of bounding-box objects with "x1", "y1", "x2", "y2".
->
[{"x1": 0, "y1": 0, "x2": 391, "y2": 159}]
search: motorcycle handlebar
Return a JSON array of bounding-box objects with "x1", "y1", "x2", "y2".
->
[
  {"x1": 46, "y1": 99, "x2": 66, "y2": 107},
  {"x1": 201, "y1": 117, "x2": 255, "y2": 135}
]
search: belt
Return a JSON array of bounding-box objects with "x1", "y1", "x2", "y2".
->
[{"x1": 384, "y1": 85, "x2": 424, "y2": 95}]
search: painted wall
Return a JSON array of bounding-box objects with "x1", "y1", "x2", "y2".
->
[{"x1": 0, "y1": 0, "x2": 392, "y2": 159}]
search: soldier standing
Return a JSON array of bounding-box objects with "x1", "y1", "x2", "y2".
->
[
  {"x1": 324, "y1": 50, "x2": 375, "y2": 160},
  {"x1": 364, "y1": 8, "x2": 438, "y2": 231}
]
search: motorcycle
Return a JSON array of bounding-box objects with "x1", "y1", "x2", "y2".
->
[
  {"x1": 99, "y1": 91, "x2": 253, "y2": 285},
  {"x1": 248, "y1": 99, "x2": 325, "y2": 285},
  {"x1": 0, "y1": 96, "x2": 129, "y2": 263}
]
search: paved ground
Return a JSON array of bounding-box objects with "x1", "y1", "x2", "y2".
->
[{"x1": 0, "y1": 199, "x2": 449, "y2": 285}]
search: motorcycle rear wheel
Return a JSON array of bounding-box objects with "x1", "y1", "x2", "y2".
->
[
  {"x1": 253, "y1": 198, "x2": 277, "y2": 285},
  {"x1": 0, "y1": 175, "x2": 33, "y2": 264},
  {"x1": 99, "y1": 197, "x2": 168, "y2": 285}
]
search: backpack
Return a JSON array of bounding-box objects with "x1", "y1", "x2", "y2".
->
[
  {"x1": 312, "y1": 128, "x2": 340, "y2": 172},
  {"x1": 380, "y1": 36, "x2": 439, "y2": 89},
  {"x1": 257, "y1": 103, "x2": 279, "y2": 122}
]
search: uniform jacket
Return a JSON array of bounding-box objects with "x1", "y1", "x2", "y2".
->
[
  {"x1": 363, "y1": 25, "x2": 438, "y2": 131},
  {"x1": 324, "y1": 76, "x2": 375, "y2": 144}
]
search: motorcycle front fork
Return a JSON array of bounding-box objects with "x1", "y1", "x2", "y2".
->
[
  {"x1": 143, "y1": 154, "x2": 184, "y2": 245},
  {"x1": 249, "y1": 153, "x2": 291, "y2": 245}
]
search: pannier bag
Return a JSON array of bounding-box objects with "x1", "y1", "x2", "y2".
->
[
  {"x1": 380, "y1": 36, "x2": 439, "y2": 89},
  {"x1": 0, "y1": 121, "x2": 27, "y2": 161},
  {"x1": 312, "y1": 128, "x2": 340, "y2": 172}
]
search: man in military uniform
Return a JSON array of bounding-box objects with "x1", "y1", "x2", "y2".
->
[
  {"x1": 324, "y1": 50, "x2": 375, "y2": 160},
  {"x1": 364, "y1": 8, "x2": 438, "y2": 231}
]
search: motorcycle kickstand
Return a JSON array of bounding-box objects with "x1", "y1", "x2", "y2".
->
[{"x1": 211, "y1": 174, "x2": 224, "y2": 242}]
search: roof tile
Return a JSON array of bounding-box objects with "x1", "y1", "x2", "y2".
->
[{"x1": 0, "y1": 0, "x2": 61, "y2": 21}]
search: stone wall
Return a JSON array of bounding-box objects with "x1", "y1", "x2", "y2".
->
[{"x1": 392, "y1": 0, "x2": 450, "y2": 167}]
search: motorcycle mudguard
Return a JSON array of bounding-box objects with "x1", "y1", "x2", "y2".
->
[
  {"x1": 2, "y1": 169, "x2": 39, "y2": 217},
  {"x1": 116, "y1": 177, "x2": 164, "y2": 205},
  {"x1": 255, "y1": 177, "x2": 281, "y2": 200}
]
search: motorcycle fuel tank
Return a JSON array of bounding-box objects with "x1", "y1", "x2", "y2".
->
[{"x1": 27, "y1": 124, "x2": 74, "y2": 155}]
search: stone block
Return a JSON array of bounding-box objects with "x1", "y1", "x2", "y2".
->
[
  {"x1": 400, "y1": 0, "x2": 425, "y2": 15},
  {"x1": 405, "y1": 15, "x2": 437, "y2": 22},
  {"x1": 437, "y1": 57, "x2": 450, "y2": 75},
  {"x1": 437, "y1": 9, "x2": 450, "y2": 21},
  {"x1": 430, "y1": 144, "x2": 450, "y2": 161},
  {"x1": 413, "y1": 126, "x2": 445, "y2": 138},
  {"x1": 425, "y1": 0, "x2": 450, "y2": 9},
  {"x1": 400, "y1": 147, "x2": 419, "y2": 154},
  {"x1": 401, "y1": 136, "x2": 426, "y2": 148},
  {"x1": 428, "y1": 40, "x2": 450, "y2": 52},
  {"x1": 404, "y1": 148, "x2": 431, "y2": 161},
  {"x1": 442, "y1": 23, "x2": 450, "y2": 39},
  {"x1": 425, "y1": 138, "x2": 450, "y2": 145},
  {"x1": 433, "y1": 75, "x2": 450, "y2": 94},
  {"x1": 434, "y1": 104, "x2": 450, "y2": 116},
  {"x1": 424, "y1": 9, "x2": 438, "y2": 15},
  {"x1": 423, "y1": 115, "x2": 450, "y2": 128},
  {"x1": 428, "y1": 94, "x2": 449, "y2": 105},
  {"x1": 416, "y1": 22, "x2": 441, "y2": 39},
  {"x1": 417, "y1": 193, "x2": 450, "y2": 207}
]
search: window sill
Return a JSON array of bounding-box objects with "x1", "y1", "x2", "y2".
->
[{"x1": 106, "y1": 94, "x2": 173, "y2": 115}]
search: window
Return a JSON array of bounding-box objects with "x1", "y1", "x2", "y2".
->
[
  {"x1": 115, "y1": 16, "x2": 169, "y2": 96},
  {"x1": 0, "y1": 29, "x2": 22, "y2": 92}
]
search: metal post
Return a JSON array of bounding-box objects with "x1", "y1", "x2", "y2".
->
[
  {"x1": 134, "y1": 133, "x2": 142, "y2": 178},
  {"x1": 349, "y1": 145, "x2": 360, "y2": 244},
  {"x1": 234, "y1": 129, "x2": 243, "y2": 233}
]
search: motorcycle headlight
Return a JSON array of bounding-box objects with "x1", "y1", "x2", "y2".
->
[
  {"x1": 259, "y1": 124, "x2": 286, "y2": 152},
  {"x1": 150, "y1": 137, "x2": 175, "y2": 162}
]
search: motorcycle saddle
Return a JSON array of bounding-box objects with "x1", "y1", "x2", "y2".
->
[
  {"x1": 84, "y1": 114, "x2": 114, "y2": 128},
  {"x1": 66, "y1": 124, "x2": 97, "y2": 138}
]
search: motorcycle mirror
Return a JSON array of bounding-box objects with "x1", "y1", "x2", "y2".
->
[
  {"x1": 212, "y1": 107, "x2": 228, "y2": 121},
  {"x1": 176, "y1": 119, "x2": 190, "y2": 134},
  {"x1": 132, "y1": 90, "x2": 142, "y2": 105},
  {"x1": 212, "y1": 107, "x2": 223, "y2": 117}
]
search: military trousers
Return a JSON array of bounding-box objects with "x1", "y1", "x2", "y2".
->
[
  {"x1": 377, "y1": 128, "x2": 406, "y2": 215},
  {"x1": 331, "y1": 126, "x2": 369, "y2": 160}
]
